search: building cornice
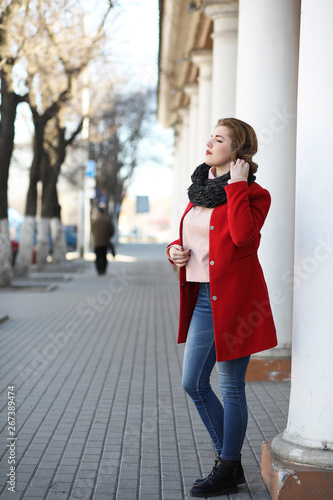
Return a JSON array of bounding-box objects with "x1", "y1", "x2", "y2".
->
[{"x1": 157, "y1": 0, "x2": 212, "y2": 128}]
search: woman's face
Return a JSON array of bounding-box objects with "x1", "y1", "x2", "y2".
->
[{"x1": 205, "y1": 126, "x2": 233, "y2": 169}]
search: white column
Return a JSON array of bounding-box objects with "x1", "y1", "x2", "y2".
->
[
  {"x1": 205, "y1": 1, "x2": 238, "y2": 125},
  {"x1": 170, "y1": 129, "x2": 183, "y2": 237},
  {"x1": 176, "y1": 107, "x2": 191, "y2": 214},
  {"x1": 235, "y1": 0, "x2": 301, "y2": 357},
  {"x1": 272, "y1": 0, "x2": 333, "y2": 466},
  {"x1": 183, "y1": 83, "x2": 199, "y2": 182},
  {"x1": 191, "y1": 50, "x2": 213, "y2": 164}
]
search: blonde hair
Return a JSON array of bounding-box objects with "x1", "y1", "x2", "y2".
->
[{"x1": 216, "y1": 118, "x2": 258, "y2": 173}]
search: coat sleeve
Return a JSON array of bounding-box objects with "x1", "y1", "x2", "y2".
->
[
  {"x1": 166, "y1": 202, "x2": 193, "y2": 264},
  {"x1": 225, "y1": 182, "x2": 271, "y2": 247},
  {"x1": 166, "y1": 238, "x2": 181, "y2": 265}
]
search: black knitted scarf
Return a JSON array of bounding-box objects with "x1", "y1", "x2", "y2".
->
[{"x1": 187, "y1": 163, "x2": 256, "y2": 208}]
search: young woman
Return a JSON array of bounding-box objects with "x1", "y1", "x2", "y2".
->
[{"x1": 166, "y1": 118, "x2": 277, "y2": 497}]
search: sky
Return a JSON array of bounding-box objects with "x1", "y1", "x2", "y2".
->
[
  {"x1": 108, "y1": 0, "x2": 173, "y2": 200},
  {"x1": 10, "y1": 0, "x2": 173, "y2": 215},
  {"x1": 109, "y1": 0, "x2": 159, "y2": 88}
]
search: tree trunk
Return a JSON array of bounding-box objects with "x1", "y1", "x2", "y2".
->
[
  {"x1": 37, "y1": 167, "x2": 61, "y2": 267},
  {"x1": 50, "y1": 217, "x2": 66, "y2": 264},
  {"x1": 37, "y1": 136, "x2": 63, "y2": 265},
  {"x1": 0, "y1": 78, "x2": 21, "y2": 285},
  {"x1": 0, "y1": 0, "x2": 29, "y2": 286},
  {"x1": 0, "y1": 219, "x2": 12, "y2": 286},
  {"x1": 14, "y1": 117, "x2": 45, "y2": 276},
  {"x1": 38, "y1": 118, "x2": 82, "y2": 265},
  {"x1": 47, "y1": 185, "x2": 66, "y2": 264},
  {"x1": 36, "y1": 217, "x2": 50, "y2": 268},
  {"x1": 14, "y1": 215, "x2": 36, "y2": 276}
]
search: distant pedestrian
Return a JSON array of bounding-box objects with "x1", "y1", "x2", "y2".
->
[
  {"x1": 166, "y1": 118, "x2": 277, "y2": 497},
  {"x1": 91, "y1": 208, "x2": 115, "y2": 275}
]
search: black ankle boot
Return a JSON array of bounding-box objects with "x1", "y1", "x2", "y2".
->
[
  {"x1": 189, "y1": 456, "x2": 238, "y2": 497},
  {"x1": 193, "y1": 454, "x2": 245, "y2": 486}
]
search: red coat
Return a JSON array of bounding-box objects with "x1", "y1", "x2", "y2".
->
[{"x1": 169, "y1": 180, "x2": 277, "y2": 362}]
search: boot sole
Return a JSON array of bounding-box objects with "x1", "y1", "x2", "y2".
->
[
  {"x1": 193, "y1": 474, "x2": 246, "y2": 486},
  {"x1": 190, "y1": 485, "x2": 238, "y2": 497}
]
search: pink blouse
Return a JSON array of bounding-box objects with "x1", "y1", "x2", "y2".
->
[
  {"x1": 167, "y1": 167, "x2": 246, "y2": 282},
  {"x1": 183, "y1": 205, "x2": 212, "y2": 282}
]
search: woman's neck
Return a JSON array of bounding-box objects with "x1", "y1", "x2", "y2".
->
[{"x1": 214, "y1": 164, "x2": 230, "y2": 177}]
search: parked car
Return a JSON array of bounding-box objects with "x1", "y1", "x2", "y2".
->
[
  {"x1": 63, "y1": 225, "x2": 77, "y2": 251},
  {"x1": 8, "y1": 209, "x2": 78, "y2": 263}
]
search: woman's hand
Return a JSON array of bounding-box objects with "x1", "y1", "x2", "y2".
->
[
  {"x1": 169, "y1": 244, "x2": 191, "y2": 268},
  {"x1": 230, "y1": 158, "x2": 250, "y2": 180}
]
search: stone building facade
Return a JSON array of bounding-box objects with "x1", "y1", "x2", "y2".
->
[{"x1": 158, "y1": 1, "x2": 333, "y2": 497}]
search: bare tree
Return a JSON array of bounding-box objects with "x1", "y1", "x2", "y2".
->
[
  {"x1": 89, "y1": 88, "x2": 156, "y2": 231},
  {"x1": 14, "y1": 0, "x2": 113, "y2": 275},
  {"x1": 0, "y1": 0, "x2": 30, "y2": 285}
]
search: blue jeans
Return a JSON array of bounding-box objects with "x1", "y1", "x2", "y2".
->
[{"x1": 182, "y1": 283, "x2": 250, "y2": 460}]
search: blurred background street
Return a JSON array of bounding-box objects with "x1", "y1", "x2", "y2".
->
[{"x1": 0, "y1": 244, "x2": 290, "y2": 499}]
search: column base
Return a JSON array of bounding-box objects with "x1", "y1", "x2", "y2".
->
[
  {"x1": 261, "y1": 441, "x2": 333, "y2": 499},
  {"x1": 245, "y1": 356, "x2": 291, "y2": 381}
]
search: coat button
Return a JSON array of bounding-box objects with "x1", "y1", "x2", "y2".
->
[
  {"x1": 212, "y1": 295, "x2": 217, "y2": 301},
  {"x1": 210, "y1": 260, "x2": 215, "y2": 265},
  {"x1": 210, "y1": 225, "x2": 214, "y2": 230},
  {"x1": 181, "y1": 283, "x2": 185, "y2": 287}
]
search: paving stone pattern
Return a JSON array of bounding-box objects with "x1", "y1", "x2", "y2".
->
[{"x1": 0, "y1": 244, "x2": 290, "y2": 499}]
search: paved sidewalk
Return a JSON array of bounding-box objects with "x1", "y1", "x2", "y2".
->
[{"x1": 0, "y1": 244, "x2": 290, "y2": 500}]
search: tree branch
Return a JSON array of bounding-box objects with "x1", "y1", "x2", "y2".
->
[
  {"x1": 15, "y1": 0, "x2": 31, "y2": 59},
  {"x1": 65, "y1": 118, "x2": 83, "y2": 147}
]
